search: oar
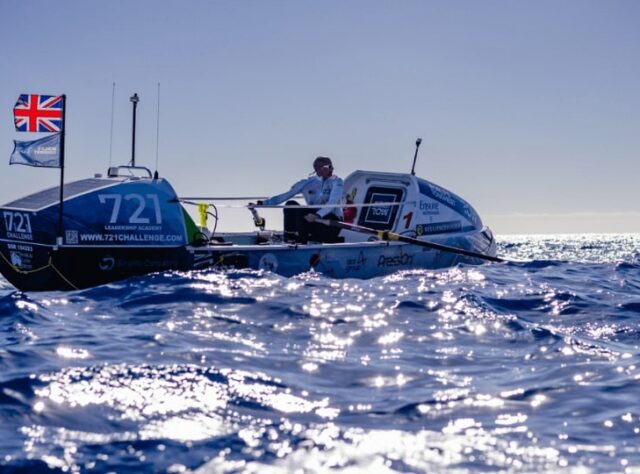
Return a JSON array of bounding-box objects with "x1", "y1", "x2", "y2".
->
[{"x1": 316, "y1": 219, "x2": 504, "y2": 263}]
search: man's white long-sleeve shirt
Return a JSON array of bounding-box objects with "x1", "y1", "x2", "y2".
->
[{"x1": 262, "y1": 175, "x2": 344, "y2": 218}]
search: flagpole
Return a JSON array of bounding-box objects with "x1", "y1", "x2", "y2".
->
[{"x1": 58, "y1": 94, "x2": 66, "y2": 245}]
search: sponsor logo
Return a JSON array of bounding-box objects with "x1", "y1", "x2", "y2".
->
[
  {"x1": 6, "y1": 243, "x2": 34, "y2": 270},
  {"x1": 9, "y1": 251, "x2": 23, "y2": 268},
  {"x1": 419, "y1": 200, "x2": 440, "y2": 215},
  {"x1": 34, "y1": 146, "x2": 58, "y2": 155},
  {"x1": 370, "y1": 207, "x2": 390, "y2": 218},
  {"x1": 461, "y1": 204, "x2": 479, "y2": 225},
  {"x1": 364, "y1": 192, "x2": 398, "y2": 225},
  {"x1": 99, "y1": 256, "x2": 115, "y2": 271},
  {"x1": 259, "y1": 253, "x2": 278, "y2": 272},
  {"x1": 427, "y1": 184, "x2": 457, "y2": 208},
  {"x1": 98, "y1": 255, "x2": 176, "y2": 271},
  {"x1": 416, "y1": 221, "x2": 462, "y2": 235},
  {"x1": 345, "y1": 251, "x2": 367, "y2": 272},
  {"x1": 377, "y1": 253, "x2": 413, "y2": 267}
]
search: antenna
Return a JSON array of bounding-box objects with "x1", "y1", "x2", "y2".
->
[
  {"x1": 129, "y1": 92, "x2": 139, "y2": 166},
  {"x1": 410, "y1": 137, "x2": 422, "y2": 176},
  {"x1": 108, "y1": 82, "x2": 116, "y2": 168},
  {"x1": 154, "y1": 83, "x2": 160, "y2": 178}
]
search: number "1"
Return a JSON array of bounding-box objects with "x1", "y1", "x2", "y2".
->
[{"x1": 402, "y1": 211, "x2": 413, "y2": 229}]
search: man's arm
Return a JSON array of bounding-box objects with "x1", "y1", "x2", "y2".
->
[{"x1": 262, "y1": 178, "x2": 312, "y2": 206}]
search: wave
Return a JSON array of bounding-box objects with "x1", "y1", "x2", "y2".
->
[{"x1": 1, "y1": 235, "x2": 640, "y2": 472}]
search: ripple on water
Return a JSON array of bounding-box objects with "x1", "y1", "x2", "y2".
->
[{"x1": 0, "y1": 235, "x2": 640, "y2": 472}]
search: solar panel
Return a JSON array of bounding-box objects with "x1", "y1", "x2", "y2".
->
[{"x1": 2, "y1": 178, "x2": 118, "y2": 211}]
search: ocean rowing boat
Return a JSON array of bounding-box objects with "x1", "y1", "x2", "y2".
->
[{"x1": 0, "y1": 165, "x2": 497, "y2": 291}]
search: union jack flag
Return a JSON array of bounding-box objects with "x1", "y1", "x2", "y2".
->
[{"x1": 13, "y1": 94, "x2": 64, "y2": 132}]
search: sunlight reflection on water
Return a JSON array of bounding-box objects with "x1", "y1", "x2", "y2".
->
[{"x1": 2, "y1": 235, "x2": 640, "y2": 472}]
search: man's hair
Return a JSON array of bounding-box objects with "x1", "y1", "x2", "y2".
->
[{"x1": 313, "y1": 156, "x2": 332, "y2": 169}]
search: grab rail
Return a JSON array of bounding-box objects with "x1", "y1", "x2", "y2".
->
[{"x1": 107, "y1": 165, "x2": 153, "y2": 178}]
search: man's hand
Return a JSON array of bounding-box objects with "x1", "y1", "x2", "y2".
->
[{"x1": 304, "y1": 213, "x2": 318, "y2": 223}]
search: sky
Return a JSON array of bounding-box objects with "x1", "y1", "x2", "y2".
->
[{"x1": 1, "y1": 0, "x2": 638, "y2": 235}]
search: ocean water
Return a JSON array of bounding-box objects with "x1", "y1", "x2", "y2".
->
[{"x1": 1, "y1": 234, "x2": 640, "y2": 473}]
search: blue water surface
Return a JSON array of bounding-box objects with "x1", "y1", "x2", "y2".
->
[{"x1": 1, "y1": 234, "x2": 640, "y2": 473}]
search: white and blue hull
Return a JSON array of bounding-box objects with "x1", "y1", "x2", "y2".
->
[
  {"x1": 0, "y1": 168, "x2": 498, "y2": 291},
  {"x1": 197, "y1": 227, "x2": 496, "y2": 279}
]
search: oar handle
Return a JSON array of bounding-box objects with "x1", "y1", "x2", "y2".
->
[{"x1": 249, "y1": 207, "x2": 266, "y2": 230}]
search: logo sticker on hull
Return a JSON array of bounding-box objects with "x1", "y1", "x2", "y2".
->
[
  {"x1": 259, "y1": 253, "x2": 278, "y2": 272},
  {"x1": 377, "y1": 253, "x2": 414, "y2": 267},
  {"x1": 9, "y1": 251, "x2": 23, "y2": 268},
  {"x1": 99, "y1": 256, "x2": 115, "y2": 271},
  {"x1": 345, "y1": 251, "x2": 367, "y2": 272}
]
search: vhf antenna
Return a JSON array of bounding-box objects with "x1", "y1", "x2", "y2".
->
[
  {"x1": 108, "y1": 82, "x2": 116, "y2": 168},
  {"x1": 154, "y1": 83, "x2": 160, "y2": 179},
  {"x1": 410, "y1": 137, "x2": 422, "y2": 176}
]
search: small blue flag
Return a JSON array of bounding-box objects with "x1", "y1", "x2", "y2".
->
[{"x1": 10, "y1": 132, "x2": 61, "y2": 168}]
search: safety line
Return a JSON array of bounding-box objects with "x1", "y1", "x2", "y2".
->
[{"x1": 48, "y1": 260, "x2": 79, "y2": 290}]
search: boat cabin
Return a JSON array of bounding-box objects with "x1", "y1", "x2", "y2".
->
[{"x1": 341, "y1": 170, "x2": 483, "y2": 241}]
